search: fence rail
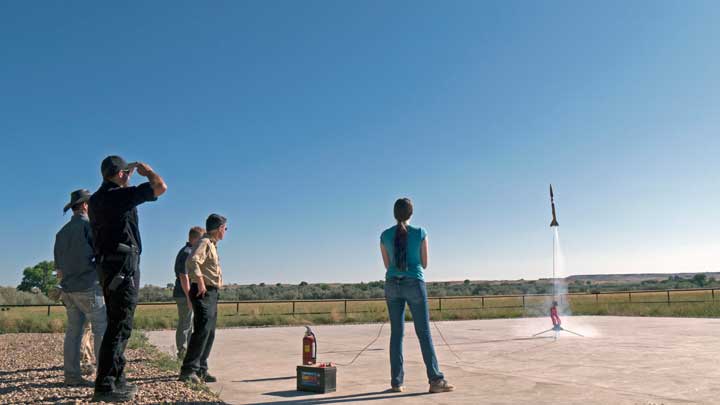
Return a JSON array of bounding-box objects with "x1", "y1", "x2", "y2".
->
[{"x1": 1, "y1": 287, "x2": 717, "y2": 317}]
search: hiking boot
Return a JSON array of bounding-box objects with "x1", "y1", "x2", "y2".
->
[
  {"x1": 115, "y1": 381, "x2": 138, "y2": 395},
  {"x1": 91, "y1": 389, "x2": 135, "y2": 403},
  {"x1": 429, "y1": 379, "x2": 455, "y2": 393},
  {"x1": 203, "y1": 373, "x2": 217, "y2": 383},
  {"x1": 179, "y1": 372, "x2": 202, "y2": 384},
  {"x1": 391, "y1": 385, "x2": 405, "y2": 392}
]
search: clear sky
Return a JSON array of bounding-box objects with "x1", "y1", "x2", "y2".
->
[{"x1": 2, "y1": 1, "x2": 720, "y2": 287}]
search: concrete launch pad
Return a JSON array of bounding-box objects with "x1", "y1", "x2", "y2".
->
[{"x1": 147, "y1": 316, "x2": 720, "y2": 404}]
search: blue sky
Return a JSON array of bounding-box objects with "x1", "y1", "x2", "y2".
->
[{"x1": 2, "y1": 1, "x2": 720, "y2": 287}]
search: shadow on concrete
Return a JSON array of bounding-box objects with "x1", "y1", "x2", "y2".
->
[
  {"x1": 320, "y1": 348, "x2": 384, "y2": 354},
  {"x1": 444, "y1": 335, "x2": 554, "y2": 345},
  {"x1": 159, "y1": 402, "x2": 225, "y2": 405},
  {"x1": 233, "y1": 376, "x2": 296, "y2": 383},
  {"x1": 248, "y1": 389, "x2": 429, "y2": 404},
  {"x1": 262, "y1": 390, "x2": 315, "y2": 398}
]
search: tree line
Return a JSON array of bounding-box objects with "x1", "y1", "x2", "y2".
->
[{"x1": 6, "y1": 260, "x2": 720, "y2": 305}]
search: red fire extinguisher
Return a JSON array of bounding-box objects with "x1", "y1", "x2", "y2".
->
[{"x1": 303, "y1": 326, "x2": 317, "y2": 365}]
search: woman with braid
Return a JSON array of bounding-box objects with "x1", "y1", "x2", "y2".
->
[{"x1": 380, "y1": 198, "x2": 454, "y2": 394}]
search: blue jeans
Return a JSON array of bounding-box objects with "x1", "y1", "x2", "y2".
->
[
  {"x1": 63, "y1": 286, "x2": 107, "y2": 381},
  {"x1": 175, "y1": 297, "x2": 193, "y2": 356},
  {"x1": 385, "y1": 277, "x2": 444, "y2": 386}
]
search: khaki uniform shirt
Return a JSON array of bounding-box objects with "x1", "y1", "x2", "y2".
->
[{"x1": 186, "y1": 235, "x2": 223, "y2": 288}]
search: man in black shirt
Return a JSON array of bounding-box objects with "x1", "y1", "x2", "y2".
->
[
  {"x1": 174, "y1": 226, "x2": 204, "y2": 360},
  {"x1": 89, "y1": 155, "x2": 167, "y2": 402}
]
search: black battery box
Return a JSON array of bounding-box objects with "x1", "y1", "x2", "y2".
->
[{"x1": 296, "y1": 365, "x2": 337, "y2": 393}]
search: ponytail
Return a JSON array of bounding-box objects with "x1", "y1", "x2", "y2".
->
[
  {"x1": 392, "y1": 198, "x2": 413, "y2": 271},
  {"x1": 394, "y1": 221, "x2": 409, "y2": 271}
]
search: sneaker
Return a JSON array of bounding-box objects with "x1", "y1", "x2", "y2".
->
[
  {"x1": 179, "y1": 372, "x2": 202, "y2": 384},
  {"x1": 429, "y1": 379, "x2": 455, "y2": 393},
  {"x1": 91, "y1": 389, "x2": 135, "y2": 403},
  {"x1": 64, "y1": 377, "x2": 94, "y2": 387},
  {"x1": 115, "y1": 381, "x2": 138, "y2": 395},
  {"x1": 203, "y1": 373, "x2": 217, "y2": 383},
  {"x1": 391, "y1": 385, "x2": 405, "y2": 392}
]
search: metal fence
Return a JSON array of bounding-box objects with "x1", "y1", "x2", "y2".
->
[{"x1": 1, "y1": 287, "x2": 717, "y2": 317}]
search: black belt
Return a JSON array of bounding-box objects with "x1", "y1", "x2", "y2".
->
[
  {"x1": 101, "y1": 253, "x2": 130, "y2": 261},
  {"x1": 192, "y1": 283, "x2": 217, "y2": 291},
  {"x1": 100, "y1": 243, "x2": 139, "y2": 262}
]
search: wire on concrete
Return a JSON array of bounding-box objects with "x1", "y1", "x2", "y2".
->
[{"x1": 334, "y1": 322, "x2": 386, "y2": 367}]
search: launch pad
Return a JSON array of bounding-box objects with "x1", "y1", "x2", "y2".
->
[
  {"x1": 531, "y1": 184, "x2": 583, "y2": 340},
  {"x1": 532, "y1": 323, "x2": 585, "y2": 339},
  {"x1": 147, "y1": 317, "x2": 720, "y2": 404}
]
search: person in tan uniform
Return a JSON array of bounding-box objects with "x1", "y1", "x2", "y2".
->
[
  {"x1": 178, "y1": 214, "x2": 226, "y2": 384},
  {"x1": 79, "y1": 321, "x2": 95, "y2": 374}
]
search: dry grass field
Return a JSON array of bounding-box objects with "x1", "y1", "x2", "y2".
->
[{"x1": 1, "y1": 289, "x2": 718, "y2": 333}]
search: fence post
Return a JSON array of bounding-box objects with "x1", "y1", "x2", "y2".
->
[
  {"x1": 47, "y1": 305, "x2": 51, "y2": 317},
  {"x1": 628, "y1": 292, "x2": 632, "y2": 303},
  {"x1": 236, "y1": 302, "x2": 239, "y2": 313},
  {"x1": 667, "y1": 290, "x2": 670, "y2": 306},
  {"x1": 439, "y1": 298, "x2": 443, "y2": 312},
  {"x1": 712, "y1": 289, "x2": 715, "y2": 301},
  {"x1": 292, "y1": 301, "x2": 296, "y2": 316},
  {"x1": 481, "y1": 296, "x2": 485, "y2": 308},
  {"x1": 522, "y1": 295, "x2": 525, "y2": 308},
  {"x1": 344, "y1": 300, "x2": 348, "y2": 315},
  {"x1": 595, "y1": 293, "x2": 599, "y2": 303}
]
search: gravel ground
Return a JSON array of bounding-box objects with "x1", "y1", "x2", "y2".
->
[{"x1": 0, "y1": 333, "x2": 224, "y2": 404}]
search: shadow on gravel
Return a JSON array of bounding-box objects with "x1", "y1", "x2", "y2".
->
[
  {"x1": 0, "y1": 382, "x2": 90, "y2": 402},
  {"x1": 0, "y1": 380, "x2": 68, "y2": 395},
  {"x1": 0, "y1": 365, "x2": 62, "y2": 376},
  {"x1": 130, "y1": 375, "x2": 178, "y2": 383}
]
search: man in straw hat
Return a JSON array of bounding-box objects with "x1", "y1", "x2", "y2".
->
[{"x1": 54, "y1": 189, "x2": 107, "y2": 386}]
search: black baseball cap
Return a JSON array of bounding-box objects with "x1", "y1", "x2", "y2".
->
[{"x1": 101, "y1": 155, "x2": 129, "y2": 178}]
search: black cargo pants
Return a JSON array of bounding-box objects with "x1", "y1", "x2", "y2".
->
[
  {"x1": 94, "y1": 254, "x2": 139, "y2": 393},
  {"x1": 180, "y1": 283, "x2": 218, "y2": 377}
]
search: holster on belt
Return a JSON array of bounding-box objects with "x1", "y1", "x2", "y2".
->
[{"x1": 100, "y1": 243, "x2": 139, "y2": 291}]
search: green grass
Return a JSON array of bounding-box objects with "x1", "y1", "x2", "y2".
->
[
  {"x1": 0, "y1": 305, "x2": 67, "y2": 333},
  {"x1": 128, "y1": 330, "x2": 183, "y2": 374},
  {"x1": 127, "y1": 330, "x2": 217, "y2": 396},
  {"x1": 3, "y1": 290, "x2": 720, "y2": 333}
]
